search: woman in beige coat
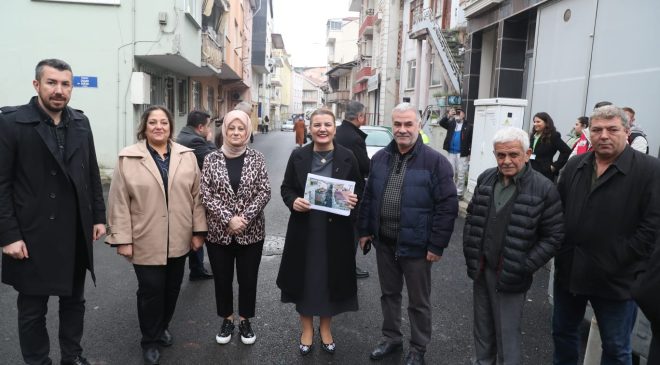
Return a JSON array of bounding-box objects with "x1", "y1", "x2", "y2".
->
[{"x1": 106, "y1": 106, "x2": 207, "y2": 365}]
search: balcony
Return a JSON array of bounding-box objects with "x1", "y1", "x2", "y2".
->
[
  {"x1": 270, "y1": 74, "x2": 282, "y2": 87},
  {"x1": 462, "y1": 0, "x2": 504, "y2": 19},
  {"x1": 409, "y1": 6, "x2": 432, "y2": 39},
  {"x1": 326, "y1": 90, "x2": 351, "y2": 103},
  {"x1": 352, "y1": 82, "x2": 367, "y2": 94},
  {"x1": 359, "y1": 15, "x2": 376, "y2": 38},
  {"x1": 201, "y1": 31, "x2": 223, "y2": 73},
  {"x1": 355, "y1": 66, "x2": 373, "y2": 83}
]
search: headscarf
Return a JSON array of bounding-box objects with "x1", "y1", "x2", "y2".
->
[{"x1": 221, "y1": 110, "x2": 252, "y2": 158}]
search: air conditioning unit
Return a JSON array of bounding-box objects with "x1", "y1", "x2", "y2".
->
[{"x1": 130, "y1": 72, "x2": 151, "y2": 104}]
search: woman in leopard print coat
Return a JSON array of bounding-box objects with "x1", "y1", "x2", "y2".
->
[{"x1": 200, "y1": 110, "x2": 271, "y2": 346}]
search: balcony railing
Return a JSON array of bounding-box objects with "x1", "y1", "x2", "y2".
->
[
  {"x1": 326, "y1": 90, "x2": 351, "y2": 103},
  {"x1": 201, "y1": 31, "x2": 223, "y2": 72},
  {"x1": 359, "y1": 15, "x2": 376, "y2": 37},
  {"x1": 355, "y1": 66, "x2": 373, "y2": 83}
]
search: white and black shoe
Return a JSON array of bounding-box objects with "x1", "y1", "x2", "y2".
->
[
  {"x1": 215, "y1": 318, "x2": 235, "y2": 344},
  {"x1": 238, "y1": 319, "x2": 256, "y2": 345}
]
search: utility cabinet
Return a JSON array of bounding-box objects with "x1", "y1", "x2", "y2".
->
[{"x1": 467, "y1": 98, "x2": 528, "y2": 196}]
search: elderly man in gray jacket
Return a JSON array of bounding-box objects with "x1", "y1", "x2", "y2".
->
[{"x1": 463, "y1": 126, "x2": 564, "y2": 365}]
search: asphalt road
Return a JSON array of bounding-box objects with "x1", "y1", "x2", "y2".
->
[{"x1": 0, "y1": 130, "x2": 562, "y2": 364}]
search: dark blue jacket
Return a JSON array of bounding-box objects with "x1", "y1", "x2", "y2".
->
[{"x1": 357, "y1": 137, "x2": 458, "y2": 258}]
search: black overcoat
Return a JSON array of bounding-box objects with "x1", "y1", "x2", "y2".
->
[
  {"x1": 0, "y1": 97, "x2": 106, "y2": 296},
  {"x1": 276, "y1": 143, "x2": 364, "y2": 302}
]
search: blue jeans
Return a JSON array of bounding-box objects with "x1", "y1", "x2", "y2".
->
[{"x1": 552, "y1": 283, "x2": 638, "y2": 365}]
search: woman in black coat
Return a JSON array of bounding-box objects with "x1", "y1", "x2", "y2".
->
[
  {"x1": 529, "y1": 112, "x2": 571, "y2": 181},
  {"x1": 277, "y1": 109, "x2": 364, "y2": 356}
]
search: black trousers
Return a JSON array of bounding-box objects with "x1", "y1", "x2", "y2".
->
[
  {"x1": 206, "y1": 241, "x2": 264, "y2": 318},
  {"x1": 133, "y1": 255, "x2": 186, "y2": 348},
  {"x1": 649, "y1": 322, "x2": 660, "y2": 365},
  {"x1": 17, "y1": 260, "x2": 87, "y2": 365}
]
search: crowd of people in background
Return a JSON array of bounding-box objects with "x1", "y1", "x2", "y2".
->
[{"x1": 2, "y1": 58, "x2": 660, "y2": 365}]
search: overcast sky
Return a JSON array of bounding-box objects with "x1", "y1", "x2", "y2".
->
[{"x1": 272, "y1": 0, "x2": 358, "y2": 67}]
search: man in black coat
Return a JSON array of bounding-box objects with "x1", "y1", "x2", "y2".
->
[
  {"x1": 463, "y1": 127, "x2": 563, "y2": 364},
  {"x1": 0, "y1": 59, "x2": 106, "y2": 365},
  {"x1": 335, "y1": 100, "x2": 370, "y2": 279},
  {"x1": 553, "y1": 105, "x2": 660, "y2": 364},
  {"x1": 176, "y1": 110, "x2": 215, "y2": 281}
]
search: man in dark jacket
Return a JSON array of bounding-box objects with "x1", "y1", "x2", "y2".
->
[
  {"x1": 335, "y1": 100, "x2": 370, "y2": 278},
  {"x1": 439, "y1": 107, "x2": 473, "y2": 197},
  {"x1": 0, "y1": 59, "x2": 106, "y2": 365},
  {"x1": 463, "y1": 126, "x2": 563, "y2": 364},
  {"x1": 176, "y1": 110, "x2": 215, "y2": 281},
  {"x1": 358, "y1": 103, "x2": 458, "y2": 365},
  {"x1": 553, "y1": 105, "x2": 660, "y2": 365}
]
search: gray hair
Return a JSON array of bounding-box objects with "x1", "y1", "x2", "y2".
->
[
  {"x1": 492, "y1": 127, "x2": 530, "y2": 151},
  {"x1": 234, "y1": 101, "x2": 253, "y2": 115},
  {"x1": 590, "y1": 105, "x2": 629, "y2": 129},
  {"x1": 35, "y1": 59, "x2": 72, "y2": 81},
  {"x1": 345, "y1": 101, "x2": 365, "y2": 121},
  {"x1": 391, "y1": 102, "x2": 418, "y2": 121}
]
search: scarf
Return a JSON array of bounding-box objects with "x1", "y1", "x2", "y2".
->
[{"x1": 221, "y1": 109, "x2": 252, "y2": 158}]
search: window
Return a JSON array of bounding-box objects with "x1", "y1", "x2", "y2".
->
[
  {"x1": 192, "y1": 81, "x2": 202, "y2": 110},
  {"x1": 207, "y1": 86, "x2": 215, "y2": 115},
  {"x1": 328, "y1": 21, "x2": 342, "y2": 31},
  {"x1": 165, "y1": 77, "x2": 175, "y2": 112},
  {"x1": 150, "y1": 75, "x2": 165, "y2": 106},
  {"x1": 406, "y1": 60, "x2": 417, "y2": 89},
  {"x1": 177, "y1": 79, "x2": 188, "y2": 115},
  {"x1": 430, "y1": 54, "x2": 443, "y2": 86},
  {"x1": 183, "y1": 0, "x2": 202, "y2": 28}
]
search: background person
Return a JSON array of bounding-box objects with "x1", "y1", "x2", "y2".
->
[
  {"x1": 568, "y1": 116, "x2": 591, "y2": 157},
  {"x1": 622, "y1": 106, "x2": 649, "y2": 154},
  {"x1": 0, "y1": 58, "x2": 106, "y2": 365},
  {"x1": 176, "y1": 110, "x2": 216, "y2": 281},
  {"x1": 335, "y1": 100, "x2": 371, "y2": 279},
  {"x1": 439, "y1": 107, "x2": 473, "y2": 197},
  {"x1": 529, "y1": 112, "x2": 571, "y2": 181},
  {"x1": 277, "y1": 109, "x2": 363, "y2": 356},
  {"x1": 294, "y1": 116, "x2": 306, "y2": 147},
  {"x1": 106, "y1": 106, "x2": 207, "y2": 365},
  {"x1": 200, "y1": 110, "x2": 271, "y2": 346}
]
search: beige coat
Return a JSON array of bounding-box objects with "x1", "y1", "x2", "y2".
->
[{"x1": 106, "y1": 141, "x2": 207, "y2": 265}]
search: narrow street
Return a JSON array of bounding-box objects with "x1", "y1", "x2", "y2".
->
[{"x1": 0, "y1": 131, "x2": 559, "y2": 364}]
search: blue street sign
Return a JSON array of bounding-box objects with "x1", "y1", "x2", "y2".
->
[{"x1": 73, "y1": 76, "x2": 98, "y2": 88}]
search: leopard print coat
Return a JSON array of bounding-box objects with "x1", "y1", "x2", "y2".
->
[{"x1": 200, "y1": 147, "x2": 271, "y2": 245}]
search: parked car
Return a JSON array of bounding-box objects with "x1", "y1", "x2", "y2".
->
[
  {"x1": 361, "y1": 125, "x2": 393, "y2": 159},
  {"x1": 281, "y1": 119, "x2": 294, "y2": 132}
]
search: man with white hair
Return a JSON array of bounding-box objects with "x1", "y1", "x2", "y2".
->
[
  {"x1": 463, "y1": 126, "x2": 564, "y2": 364},
  {"x1": 358, "y1": 103, "x2": 458, "y2": 365}
]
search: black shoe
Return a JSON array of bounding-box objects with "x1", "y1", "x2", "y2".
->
[
  {"x1": 356, "y1": 266, "x2": 370, "y2": 279},
  {"x1": 158, "y1": 328, "x2": 172, "y2": 347},
  {"x1": 189, "y1": 269, "x2": 213, "y2": 281},
  {"x1": 318, "y1": 330, "x2": 336, "y2": 354},
  {"x1": 299, "y1": 332, "x2": 313, "y2": 356},
  {"x1": 142, "y1": 347, "x2": 160, "y2": 365},
  {"x1": 238, "y1": 319, "x2": 256, "y2": 345},
  {"x1": 369, "y1": 341, "x2": 402, "y2": 360},
  {"x1": 61, "y1": 355, "x2": 91, "y2": 365},
  {"x1": 403, "y1": 350, "x2": 425, "y2": 365},
  {"x1": 215, "y1": 318, "x2": 235, "y2": 344}
]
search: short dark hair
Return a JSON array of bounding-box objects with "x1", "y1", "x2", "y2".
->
[
  {"x1": 137, "y1": 106, "x2": 175, "y2": 141},
  {"x1": 345, "y1": 101, "x2": 365, "y2": 121},
  {"x1": 577, "y1": 116, "x2": 589, "y2": 128},
  {"x1": 35, "y1": 59, "x2": 72, "y2": 81},
  {"x1": 622, "y1": 107, "x2": 635, "y2": 117},
  {"x1": 187, "y1": 110, "x2": 210, "y2": 128},
  {"x1": 594, "y1": 101, "x2": 613, "y2": 109}
]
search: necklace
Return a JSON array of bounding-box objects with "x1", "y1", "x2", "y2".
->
[{"x1": 314, "y1": 150, "x2": 333, "y2": 164}]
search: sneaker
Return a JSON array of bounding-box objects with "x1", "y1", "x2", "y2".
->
[
  {"x1": 215, "y1": 318, "x2": 235, "y2": 344},
  {"x1": 238, "y1": 319, "x2": 256, "y2": 345}
]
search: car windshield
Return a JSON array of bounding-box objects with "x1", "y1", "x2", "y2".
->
[{"x1": 365, "y1": 130, "x2": 392, "y2": 147}]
